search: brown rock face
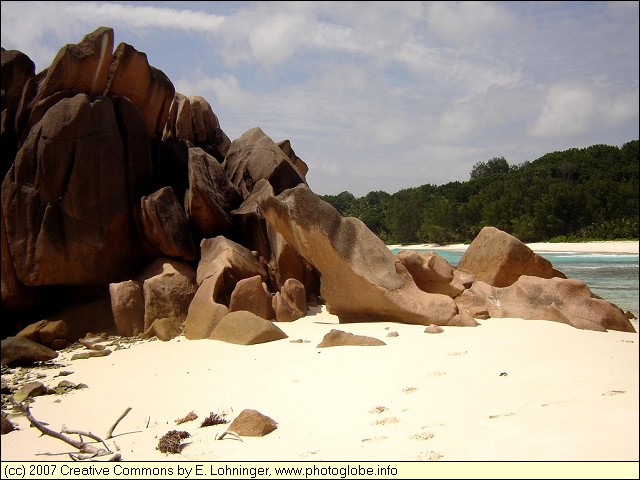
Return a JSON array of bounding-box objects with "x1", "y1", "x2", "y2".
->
[
  {"x1": 230, "y1": 179, "x2": 274, "y2": 260},
  {"x1": 1, "y1": 48, "x2": 35, "y2": 119},
  {"x1": 230, "y1": 179, "x2": 319, "y2": 295},
  {"x1": 1, "y1": 48, "x2": 35, "y2": 175},
  {"x1": 267, "y1": 225, "x2": 320, "y2": 296},
  {"x1": 224, "y1": 127, "x2": 306, "y2": 198},
  {"x1": 140, "y1": 186, "x2": 195, "y2": 260},
  {"x1": 277, "y1": 139, "x2": 308, "y2": 179},
  {"x1": 196, "y1": 236, "x2": 266, "y2": 296},
  {"x1": 143, "y1": 317, "x2": 182, "y2": 342},
  {"x1": 272, "y1": 278, "x2": 307, "y2": 322},
  {"x1": 397, "y1": 250, "x2": 474, "y2": 297},
  {"x1": 455, "y1": 276, "x2": 636, "y2": 332},
  {"x1": 163, "y1": 94, "x2": 231, "y2": 161},
  {"x1": 259, "y1": 184, "x2": 477, "y2": 327},
  {"x1": 40, "y1": 27, "x2": 113, "y2": 98},
  {"x1": 109, "y1": 280, "x2": 145, "y2": 337},
  {"x1": 457, "y1": 226, "x2": 565, "y2": 287},
  {"x1": 189, "y1": 96, "x2": 231, "y2": 161},
  {"x1": 3, "y1": 94, "x2": 147, "y2": 286},
  {"x1": 186, "y1": 147, "x2": 242, "y2": 239},
  {"x1": 105, "y1": 42, "x2": 175, "y2": 138},
  {"x1": 138, "y1": 259, "x2": 197, "y2": 335},
  {"x1": 1, "y1": 336, "x2": 57, "y2": 365},
  {"x1": 16, "y1": 27, "x2": 114, "y2": 135},
  {"x1": 184, "y1": 237, "x2": 266, "y2": 339},
  {"x1": 229, "y1": 275, "x2": 275, "y2": 320},
  {"x1": 1, "y1": 206, "x2": 43, "y2": 310},
  {"x1": 183, "y1": 297, "x2": 228, "y2": 340},
  {"x1": 209, "y1": 311, "x2": 288, "y2": 345},
  {"x1": 16, "y1": 298, "x2": 115, "y2": 346}
]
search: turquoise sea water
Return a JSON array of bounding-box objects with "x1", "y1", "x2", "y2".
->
[{"x1": 390, "y1": 248, "x2": 639, "y2": 319}]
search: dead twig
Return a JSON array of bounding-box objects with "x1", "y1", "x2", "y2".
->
[
  {"x1": 61, "y1": 427, "x2": 110, "y2": 451},
  {"x1": 106, "y1": 407, "x2": 132, "y2": 439}
]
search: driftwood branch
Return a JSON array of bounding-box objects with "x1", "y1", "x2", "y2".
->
[
  {"x1": 61, "y1": 427, "x2": 110, "y2": 451},
  {"x1": 106, "y1": 407, "x2": 132, "y2": 439},
  {"x1": 217, "y1": 430, "x2": 243, "y2": 442},
  {"x1": 11, "y1": 400, "x2": 121, "y2": 461}
]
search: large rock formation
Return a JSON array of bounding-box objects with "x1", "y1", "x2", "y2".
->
[
  {"x1": 458, "y1": 226, "x2": 565, "y2": 287},
  {"x1": 456, "y1": 275, "x2": 636, "y2": 333},
  {"x1": 258, "y1": 184, "x2": 478, "y2": 327},
  {"x1": 224, "y1": 127, "x2": 307, "y2": 198},
  {"x1": 3, "y1": 94, "x2": 148, "y2": 286},
  {"x1": 183, "y1": 237, "x2": 266, "y2": 340},
  {"x1": 230, "y1": 179, "x2": 320, "y2": 296}
]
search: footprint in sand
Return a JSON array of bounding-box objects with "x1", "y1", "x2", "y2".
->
[
  {"x1": 402, "y1": 387, "x2": 418, "y2": 393},
  {"x1": 488, "y1": 413, "x2": 515, "y2": 419},
  {"x1": 361, "y1": 436, "x2": 388, "y2": 442},
  {"x1": 369, "y1": 406, "x2": 389, "y2": 414},
  {"x1": 298, "y1": 451, "x2": 319, "y2": 458},
  {"x1": 602, "y1": 390, "x2": 626, "y2": 396},
  {"x1": 541, "y1": 399, "x2": 573, "y2": 407},
  {"x1": 410, "y1": 431, "x2": 435, "y2": 440},
  {"x1": 372, "y1": 417, "x2": 400, "y2": 426},
  {"x1": 417, "y1": 450, "x2": 443, "y2": 461}
]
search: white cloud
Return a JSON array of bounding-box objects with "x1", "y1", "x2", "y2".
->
[
  {"x1": 529, "y1": 84, "x2": 639, "y2": 139},
  {"x1": 246, "y1": 12, "x2": 309, "y2": 67},
  {"x1": 425, "y1": 1, "x2": 515, "y2": 47},
  {"x1": 66, "y1": 2, "x2": 225, "y2": 31}
]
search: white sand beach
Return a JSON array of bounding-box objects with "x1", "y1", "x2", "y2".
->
[
  {"x1": 1, "y1": 242, "x2": 638, "y2": 466},
  {"x1": 390, "y1": 240, "x2": 639, "y2": 254}
]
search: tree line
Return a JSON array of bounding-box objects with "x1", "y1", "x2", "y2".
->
[{"x1": 320, "y1": 140, "x2": 639, "y2": 244}]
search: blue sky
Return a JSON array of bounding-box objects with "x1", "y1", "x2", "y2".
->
[{"x1": 2, "y1": 1, "x2": 638, "y2": 196}]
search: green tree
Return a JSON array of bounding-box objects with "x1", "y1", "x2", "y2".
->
[
  {"x1": 470, "y1": 156, "x2": 510, "y2": 180},
  {"x1": 417, "y1": 196, "x2": 459, "y2": 244}
]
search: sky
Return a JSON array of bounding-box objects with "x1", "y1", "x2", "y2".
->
[{"x1": 1, "y1": 1, "x2": 638, "y2": 197}]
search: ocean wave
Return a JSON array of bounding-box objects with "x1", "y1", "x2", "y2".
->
[
  {"x1": 559, "y1": 264, "x2": 639, "y2": 270},
  {"x1": 543, "y1": 253, "x2": 639, "y2": 260}
]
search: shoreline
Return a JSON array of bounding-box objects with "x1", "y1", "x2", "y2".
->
[{"x1": 388, "y1": 240, "x2": 639, "y2": 255}]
